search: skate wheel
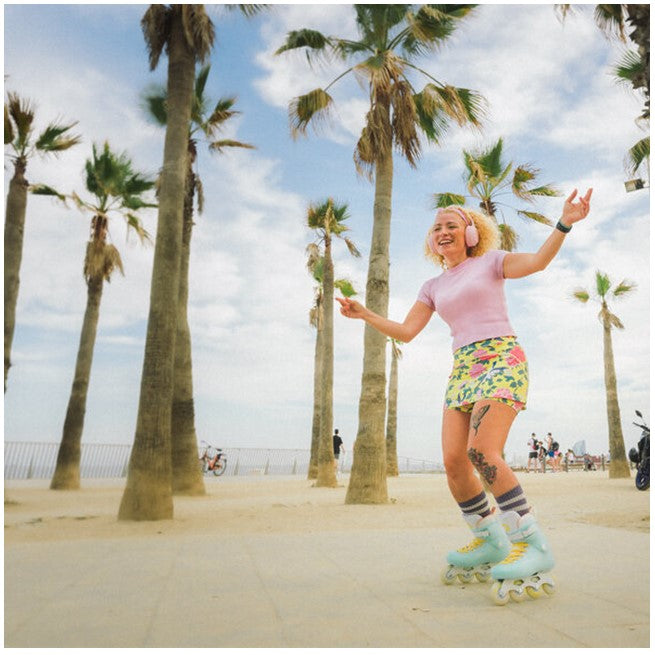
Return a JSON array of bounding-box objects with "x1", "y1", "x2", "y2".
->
[
  {"x1": 525, "y1": 586, "x2": 543, "y2": 599},
  {"x1": 542, "y1": 582, "x2": 556, "y2": 596},
  {"x1": 509, "y1": 587, "x2": 525, "y2": 603},
  {"x1": 440, "y1": 566, "x2": 458, "y2": 585},
  {"x1": 458, "y1": 570, "x2": 474, "y2": 583},
  {"x1": 491, "y1": 581, "x2": 510, "y2": 606},
  {"x1": 475, "y1": 571, "x2": 490, "y2": 583}
]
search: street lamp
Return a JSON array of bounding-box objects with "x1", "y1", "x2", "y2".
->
[{"x1": 624, "y1": 178, "x2": 647, "y2": 192}]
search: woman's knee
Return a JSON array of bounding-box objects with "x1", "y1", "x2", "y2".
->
[{"x1": 466, "y1": 445, "x2": 504, "y2": 487}]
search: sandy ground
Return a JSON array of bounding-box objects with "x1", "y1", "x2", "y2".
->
[{"x1": 4, "y1": 470, "x2": 650, "y2": 648}]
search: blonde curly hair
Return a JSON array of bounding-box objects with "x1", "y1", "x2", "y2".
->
[{"x1": 424, "y1": 206, "x2": 501, "y2": 269}]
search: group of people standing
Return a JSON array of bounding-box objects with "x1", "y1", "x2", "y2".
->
[{"x1": 527, "y1": 432, "x2": 562, "y2": 471}]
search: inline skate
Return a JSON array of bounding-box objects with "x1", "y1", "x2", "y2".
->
[
  {"x1": 489, "y1": 510, "x2": 556, "y2": 605},
  {"x1": 441, "y1": 512, "x2": 511, "y2": 585}
]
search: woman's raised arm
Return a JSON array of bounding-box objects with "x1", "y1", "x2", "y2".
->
[
  {"x1": 503, "y1": 188, "x2": 592, "y2": 279},
  {"x1": 336, "y1": 297, "x2": 433, "y2": 343}
]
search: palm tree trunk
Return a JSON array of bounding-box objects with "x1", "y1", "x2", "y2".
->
[
  {"x1": 386, "y1": 344, "x2": 399, "y2": 477},
  {"x1": 171, "y1": 165, "x2": 205, "y2": 496},
  {"x1": 51, "y1": 275, "x2": 103, "y2": 489},
  {"x1": 308, "y1": 315, "x2": 323, "y2": 480},
  {"x1": 119, "y1": 10, "x2": 195, "y2": 520},
  {"x1": 602, "y1": 311, "x2": 630, "y2": 478},
  {"x1": 4, "y1": 159, "x2": 28, "y2": 392},
  {"x1": 316, "y1": 232, "x2": 337, "y2": 487},
  {"x1": 346, "y1": 148, "x2": 392, "y2": 504}
]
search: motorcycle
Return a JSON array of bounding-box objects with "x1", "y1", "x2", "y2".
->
[
  {"x1": 199, "y1": 441, "x2": 227, "y2": 476},
  {"x1": 628, "y1": 410, "x2": 649, "y2": 490}
]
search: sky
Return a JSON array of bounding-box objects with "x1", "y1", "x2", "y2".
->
[{"x1": 3, "y1": 3, "x2": 651, "y2": 465}]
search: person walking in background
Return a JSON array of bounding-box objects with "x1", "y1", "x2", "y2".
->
[
  {"x1": 337, "y1": 188, "x2": 592, "y2": 604},
  {"x1": 333, "y1": 429, "x2": 345, "y2": 473},
  {"x1": 527, "y1": 433, "x2": 539, "y2": 472}
]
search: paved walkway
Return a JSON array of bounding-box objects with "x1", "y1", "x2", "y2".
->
[{"x1": 4, "y1": 477, "x2": 650, "y2": 648}]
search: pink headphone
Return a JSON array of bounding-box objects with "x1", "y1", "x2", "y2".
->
[{"x1": 429, "y1": 206, "x2": 479, "y2": 253}]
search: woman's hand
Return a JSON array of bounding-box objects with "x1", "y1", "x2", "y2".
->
[
  {"x1": 561, "y1": 188, "x2": 593, "y2": 226},
  {"x1": 336, "y1": 296, "x2": 368, "y2": 320}
]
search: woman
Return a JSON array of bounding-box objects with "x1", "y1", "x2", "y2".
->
[{"x1": 337, "y1": 188, "x2": 592, "y2": 604}]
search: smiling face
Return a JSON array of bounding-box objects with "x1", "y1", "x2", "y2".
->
[{"x1": 430, "y1": 211, "x2": 468, "y2": 262}]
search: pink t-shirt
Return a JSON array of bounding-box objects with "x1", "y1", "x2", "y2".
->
[{"x1": 417, "y1": 250, "x2": 515, "y2": 351}]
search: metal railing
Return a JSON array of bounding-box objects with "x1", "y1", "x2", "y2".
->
[{"x1": 4, "y1": 441, "x2": 442, "y2": 480}]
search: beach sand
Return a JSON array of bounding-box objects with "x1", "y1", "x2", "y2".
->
[{"x1": 4, "y1": 470, "x2": 650, "y2": 648}]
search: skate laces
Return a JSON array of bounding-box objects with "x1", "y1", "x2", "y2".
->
[
  {"x1": 458, "y1": 537, "x2": 485, "y2": 553},
  {"x1": 500, "y1": 541, "x2": 528, "y2": 563}
]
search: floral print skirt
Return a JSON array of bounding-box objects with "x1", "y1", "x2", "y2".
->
[{"x1": 444, "y1": 336, "x2": 529, "y2": 413}]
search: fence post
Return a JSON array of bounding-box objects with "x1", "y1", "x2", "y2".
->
[
  {"x1": 264, "y1": 454, "x2": 270, "y2": 476},
  {"x1": 292, "y1": 457, "x2": 297, "y2": 475},
  {"x1": 234, "y1": 456, "x2": 240, "y2": 476},
  {"x1": 601, "y1": 455, "x2": 605, "y2": 471},
  {"x1": 27, "y1": 457, "x2": 34, "y2": 480}
]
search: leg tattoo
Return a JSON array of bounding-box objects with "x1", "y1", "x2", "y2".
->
[
  {"x1": 471, "y1": 405, "x2": 490, "y2": 436},
  {"x1": 468, "y1": 448, "x2": 497, "y2": 486}
]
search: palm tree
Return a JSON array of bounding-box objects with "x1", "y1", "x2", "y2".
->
[
  {"x1": 432, "y1": 138, "x2": 561, "y2": 251},
  {"x1": 50, "y1": 142, "x2": 154, "y2": 490},
  {"x1": 558, "y1": 5, "x2": 650, "y2": 167},
  {"x1": 306, "y1": 198, "x2": 360, "y2": 487},
  {"x1": 386, "y1": 338, "x2": 402, "y2": 477},
  {"x1": 143, "y1": 64, "x2": 254, "y2": 496},
  {"x1": 4, "y1": 92, "x2": 81, "y2": 392},
  {"x1": 307, "y1": 256, "x2": 357, "y2": 480},
  {"x1": 573, "y1": 271, "x2": 636, "y2": 479},
  {"x1": 277, "y1": 4, "x2": 485, "y2": 503},
  {"x1": 612, "y1": 50, "x2": 650, "y2": 178},
  {"x1": 119, "y1": 4, "x2": 215, "y2": 521}
]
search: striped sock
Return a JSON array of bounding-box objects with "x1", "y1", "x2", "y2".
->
[
  {"x1": 458, "y1": 491, "x2": 491, "y2": 518},
  {"x1": 495, "y1": 485, "x2": 530, "y2": 516}
]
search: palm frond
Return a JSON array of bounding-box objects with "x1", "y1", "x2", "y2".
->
[
  {"x1": 354, "y1": 101, "x2": 392, "y2": 179},
  {"x1": 208, "y1": 139, "x2": 255, "y2": 153},
  {"x1": 524, "y1": 184, "x2": 562, "y2": 198},
  {"x1": 594, "y1": 3, "x2": 627, "y2": 41},
  {"x1": 196, "y1": 177, "x2": 204, "y2": 215},
  {"x1": 275, "y1": 29, "x2": 334, "y2": 64},
  {"x1": 289, "y1": 88, "x2": 334, "y2": 139},
  {"x1": 626, "y1": 136, "x2": 649, "y2": 175},
  {"x1": 608, "y1": 312, "x2": 625, "y2": 329},
  {"x1": 6, "y1": 92, "x2": 35, "y2": 150},
  {"x1": 595, "y1": 271, "x2": 611, "y2": 298},
  {"x1": 125, "y1": 214, "x2": 152, "y2": 245},
  {"x1": 180, "y1": 4, "x2": 215, "y2": 63},
  {"x1": 572, "y1": 288, "x2": 590, "y2": 303},
  {"x1": 5, "y1": 104, "x2": 14, "y2": 144},
  {"x1": 35, "y1": 122, "x2": 81, "y2": 153},
  {"x1": 306, "y1": 243, "x2": 321, "y2": 275},
  {"x1": 343, "y1": 237, "x2": 361, "y2": 258},
  {"x1": 391, "y1": 78, "x2": 421, "y2": 168},
  {"x1": 613, "y1": 49, "x2": 645, "y2": 85},
  {"x1": 142, "y1": 86, "x2": 168, "y2": 126},
  {"x1": 498, "y1": 223, "x2": 519, "y2": 252},
  {"x1": 613, "y1": 279, "x2": 637, "y2": 297},
  {"x1": 29, "y1": 184, "x2": 68, "y2": 203},
  {"x1": 515, "y1": 210, "x2": 554, "y2": 226},
  {"x1": 432, "y1": 192, "x2": 466, "y2": 209},
  {"x1": 84, "y1": 241, "x2": 124, "y2": 282},
  {"x1": 141, "y1": 4, "x2": 170, "y2": 71},
  {"x1": 334, "y1": 278, "x2": 357, "y2": 297}
]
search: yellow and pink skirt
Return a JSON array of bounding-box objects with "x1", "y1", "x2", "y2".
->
[{"x1": 444, "y1": 336, "x2": 529, "y2": 413}]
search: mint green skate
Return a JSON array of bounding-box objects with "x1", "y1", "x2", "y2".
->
[
  {"x1": 490, "y1": 511, "x2": 556, "y2": 605},
  {"x1": 441, "y1": 512, "x2": 511, "y2": 585}
]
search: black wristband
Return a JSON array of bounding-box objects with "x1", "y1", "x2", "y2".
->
[{"x1": 556, "y1": 220, "x2": 572, "y2": 234}]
